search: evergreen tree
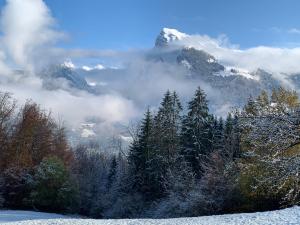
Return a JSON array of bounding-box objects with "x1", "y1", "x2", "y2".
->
[
  {"x1": 256, "y1": 90, "x2": 269, "y2": 112},
  {"x1": 154, "y1": 91, "x2": 182, "y2": 164},
  {"x1": 153, "y1": 91, "x2": 183, "y2": 188},
  {"x1": 223, "y1": 113, "x2": 240, "y2": 159},
  {"x1": 181, "y1": 87, "x2": 213, "y2": 177},
  {"x1": 232, "y1": 113, "x2": 241, "y2": 158},
  {"x1": 244, "y1": 96, "x2": 258, "y2": 116},
  {"x1": 128, "y1": 108, "x2": 155, "y2": 199},
  {"x1": 271, "y1": 87, "x2": 299, "y2": 114},
  {"x1": 212, "y1": 117, "x2": 224, "y2": 152},
  {"x1": 107, "y1": 155, "x2": 117, "y2": 190}
]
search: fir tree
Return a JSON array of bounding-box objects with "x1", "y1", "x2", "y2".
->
[
  {"x1": 145, "y1": 91, "x2": 183, "y2": 198},
  {"x1": 153, "y1": 91, "x2": 182, "y2": 164},
  {"x1": 128, "y1": 108, "x2": 155, "y2": 199},
  {"x1": 212, "y1": 117, "x2": 224, "y2": 152},
  {"x1": 256, "y1": 90, "x2": 269, "y2": 112},
  {"x1": 181, "y1": 87, "x2": 213, "y2": 177},
  {"x1": 107, "y1": 156, "x2": 117, "y2": 190},
  {"x1": 244, "y1": 96, "x2": 258, "y2": 116}
]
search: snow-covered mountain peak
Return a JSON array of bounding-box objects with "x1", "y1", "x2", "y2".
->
[
  {"x1": 155, "y1": 28, "x2": 188, "y2": 47},
  {"x1": 161, "y1": 28, "x2": 187, "y2": 40},
  {"x1": 62, "y1": 60, "x2": 75, "y2": 69}
]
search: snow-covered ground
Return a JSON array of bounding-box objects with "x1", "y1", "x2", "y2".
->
[{"x1": 1, "y1": 207, "x2": 300, "y2": 225}]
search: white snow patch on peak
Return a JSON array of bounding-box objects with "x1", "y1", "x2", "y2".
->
[
  {"x1": 207, "y1": 57, "x2": 216, "y2": 63},
  {"x1": 161, "y1": 28, "x2": 188, "y2": 42},
  {"x1": 229, "y1": 67, "x2": 259, "y2": 80},
  {"x1": 62, "y1": 60, "x2": 75, "y2": 69},
  {"x1": 215, "y1": 67, "x2": 259, "y2": 80}
]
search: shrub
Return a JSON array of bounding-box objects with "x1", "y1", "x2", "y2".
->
[{"x1": 29, "y1": 157, "x2": 77, "y2": 212}]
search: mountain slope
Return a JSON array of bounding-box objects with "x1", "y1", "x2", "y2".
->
[
  {"x1": 27, "y1": 28, "x2": 300, "y2": 143},
  {"x1": 147, "y1": 29, "x2": 286, "y2": 110},
  {"x1": 40, "y1": 63, "x2": 96, "y2": 94}
]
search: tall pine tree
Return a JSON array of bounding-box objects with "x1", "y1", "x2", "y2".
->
[
  {"x1": 181, "y1": 87, "x2": 213, "y2": 178},
  {"x1": 153, "y1": 91, "x2": 182, "y2": 166},
  {"x1": 146, "y1": 91, "x2": 183, "y2": 198},
  {"x1": 128, "y1": 108, "x2": 155, "y2": 199},
  {"x1": 212, "y1": 117, "x2": 224, "y2": 152}
]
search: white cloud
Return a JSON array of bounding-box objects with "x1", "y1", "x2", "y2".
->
[
  {"x1": 288, "y1": 28, "x2": 300, "y2": 34},
  {"x1": 0, "y1": 0, "x2": 65, "y2": 72},
  {"x1": 170, "y1": 33, "x2": 300, "y2": 75},
  {"x1": 82, "y1": 66, "x2": 92, "y2": 71},
  {"x1": 0, "y1": 0, "x2": 139, "y2": 138},
  {"x1": 94, "y1": 64, "x2": 105, "y2": 70},
  {"x1": 0, "y1": 76, "x2": 138, "y2": 126},
  {"x1": 82, "y1": 64, "x2": 105, "y2": 71}
]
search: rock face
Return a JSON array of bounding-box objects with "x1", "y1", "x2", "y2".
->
[
  {"x1": 40, "y1": 63, "x2": 96, "y2": 94},
  {"x1": 177, "y1": 48, "x2": 225, "y2": 76}
]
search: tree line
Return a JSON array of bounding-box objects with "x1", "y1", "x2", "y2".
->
[{"x1": 1, "y1": 87, "x2": 300, "y2": 218}]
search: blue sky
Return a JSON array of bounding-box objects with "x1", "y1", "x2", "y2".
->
[{"x1": 2, "y1": 0, "x2": 300, "y2": 50}]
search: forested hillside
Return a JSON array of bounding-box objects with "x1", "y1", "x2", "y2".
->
[{"x1": 1, "y1": 87, "x2": 300, "y2": 219}]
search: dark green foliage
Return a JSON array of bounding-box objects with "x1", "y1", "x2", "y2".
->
[{"x1": 29, "y1": 157, "x2": 77, "y2": 212}]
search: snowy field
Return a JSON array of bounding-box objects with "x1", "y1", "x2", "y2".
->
[{"x1": 1, "y1": 207, "x2": 300, "y2": 225}]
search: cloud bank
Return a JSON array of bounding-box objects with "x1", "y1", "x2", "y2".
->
[
  {"x1": 1, "y1": 1, "x2": 300, "y2": 142},
  {"x1": 0, "y1": 0, "x2": 139, "y2": 140},
  {"x1": 171, "y1": 33, "x2": 300, "y2": 75},
  {"x1": 1, "y1": 0, "x2": 65, "y2": 72}
]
